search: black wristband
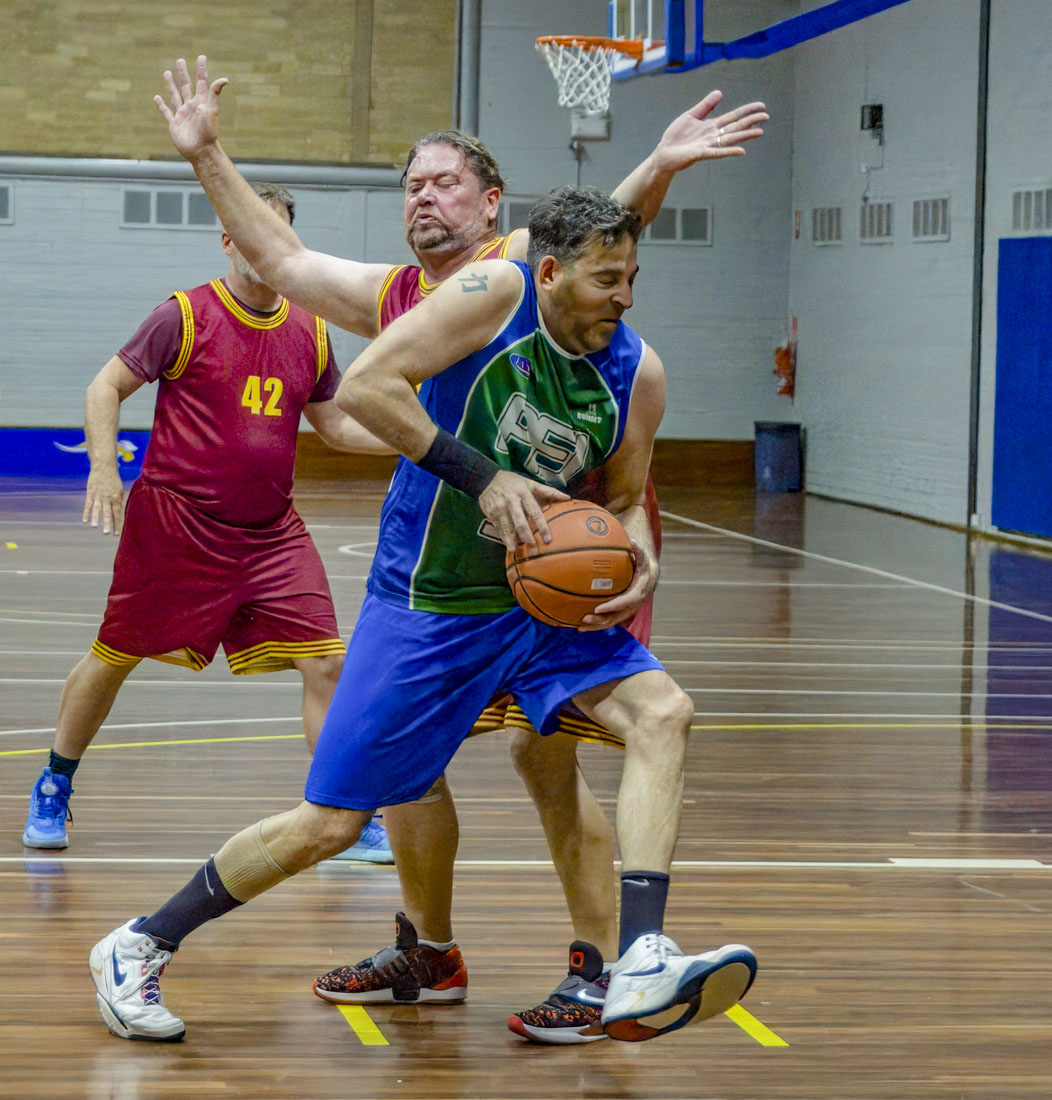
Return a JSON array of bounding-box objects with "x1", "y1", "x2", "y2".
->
[{"x1": 416, "y1": 427, "x2": 501, "y2": 499}]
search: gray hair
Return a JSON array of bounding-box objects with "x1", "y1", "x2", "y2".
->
[
  {"x1": 526, "y1": 186, "x2": 641, "y2": 272},
  {"x1": 251, "y1": 181, "x2": 295, "y2": 225}
]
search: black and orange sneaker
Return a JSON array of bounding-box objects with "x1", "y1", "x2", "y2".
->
[
  {"x1": 313, "y1": 911, "x2": 467, "y2": 1004},
  {"x1": 507, "y1": 941, "x2": 609, "y2": 1044}
]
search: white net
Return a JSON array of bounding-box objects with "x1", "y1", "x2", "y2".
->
[{"x1": 536, "y1": 39, "x2": 617, "y2": 115}]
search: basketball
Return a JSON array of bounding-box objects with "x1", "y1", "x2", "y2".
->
[{"x1": 505, "y1": 500, "x2": 635, "y2": 627}]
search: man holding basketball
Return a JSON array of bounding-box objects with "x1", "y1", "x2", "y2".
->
[
  {"x1": 122, "y1": 55, "x2": 767, "y2": 1044},
  {"x1": 89, "y1": 176, "x2": 757, "y2": 1044}
]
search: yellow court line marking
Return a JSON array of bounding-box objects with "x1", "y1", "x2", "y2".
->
[
  {"x1": 0, "y1": 734, "x2": 302, "y2": 757},
  {"x1": 337, "y1": 1005, "x2": 389, "y2": 1045},
  {"x1": 725, "y1": 1004, "x2": 788, "y2": 1046}
]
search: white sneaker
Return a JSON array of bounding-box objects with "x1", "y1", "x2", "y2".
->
[
  {"x1": 89, "y1": 919, "x2": 185, "y2": 1041},
  {"x1": 601, "y1": 933, "x2": 757, "y2": 1042}
]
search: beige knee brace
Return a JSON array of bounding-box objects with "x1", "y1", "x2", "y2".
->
[
  {"x1": 214, "y1": 821, "x2": 292, "y2": 903},
  {"x1": 411, "y1": 777, "x2": 447, "y2": 805}
]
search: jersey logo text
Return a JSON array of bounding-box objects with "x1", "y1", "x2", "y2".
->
[{"x1": 493, "y1": 393, "x2": 590, "y2": 485}]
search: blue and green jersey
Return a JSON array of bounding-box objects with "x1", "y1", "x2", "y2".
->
[{"x1": 367, "y1": 261, "x2": 647, "y2": 614}]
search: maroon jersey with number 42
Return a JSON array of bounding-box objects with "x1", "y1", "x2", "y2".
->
[{"x1": 119, "y1": 278, "x2": 338, "y2": 527}]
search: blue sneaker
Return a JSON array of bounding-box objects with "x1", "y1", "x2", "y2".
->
[
  {"x1": 22, "y1": 767, "x2": 73, "y2": 849},
  {"x1": 328, "y1": 816, "x2": 394, "y2": 863}
]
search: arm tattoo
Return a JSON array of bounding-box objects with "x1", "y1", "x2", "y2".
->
[{"x1": 458, "y1": 271, "x2": 489, "y2": 293}]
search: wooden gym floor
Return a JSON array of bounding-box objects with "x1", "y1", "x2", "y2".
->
[{"x1": 2, "y1": 479, "x2": 1052, "y2": 1099}]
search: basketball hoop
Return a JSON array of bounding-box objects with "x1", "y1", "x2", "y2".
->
[{"x1": 535, "y1": 35, "x2": 646, "y2": 115}]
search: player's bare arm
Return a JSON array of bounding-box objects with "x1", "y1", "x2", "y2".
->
[
  {"x1": 302, "y1": 400, "x2": 398, "y2": 456},
  {"x1": 337, "y1": 261, "x2": 567, "y2": 546},
  {"x1": 612, "y1": 90, "x2": 769, "y2": 227},
  {"x1": 155, "y1": 55, "x2": 391, "y2": 338},
  {"x1": 82, "y1": 356, "x2": 145, "y2": 537},
  {"x1": 578, "y1": 346, "x2": 666, "y2": 631}
]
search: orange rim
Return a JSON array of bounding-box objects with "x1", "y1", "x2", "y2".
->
[{"x1": 535, "y1": 34, "x2": 650, "y2": 60}]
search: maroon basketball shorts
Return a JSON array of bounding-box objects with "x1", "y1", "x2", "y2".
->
[{"x1": 93, "y1": 482, "x2": 344, "y2": 674}]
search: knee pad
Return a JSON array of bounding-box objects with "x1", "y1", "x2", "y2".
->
[{"x1": 214, "y1": 821, "x2": 292, "y2": 902}]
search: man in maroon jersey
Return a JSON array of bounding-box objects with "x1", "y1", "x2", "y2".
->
[
  {"x1": 21, "y1": 181, "x2": 391, "y2": 855},
  {"x1": 151, "y1": 56, "x2": 767, "y2": 1043}
]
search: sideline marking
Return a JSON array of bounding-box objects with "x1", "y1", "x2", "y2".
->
[
  {"x1": 725, "y1": 1004, "x2": 788, "y2": 1046},
  {"x1": 661, "y1": 510, "x2": 1052, "y2": 626},
  {"x1": 3, "y1": 856, "x2": 1048, "y2": 870},
  {"x1": 337, "y1": 1005, "x2": 389, "y2": 1045}
]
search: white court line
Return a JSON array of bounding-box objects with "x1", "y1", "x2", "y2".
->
[
  {"x1": 0, "y1": 569, "x2": 114, "y2": 576},
  {"x1": 691, "y1": 711, "x2": 1052, "y2": 721},
  {"x1": 661, "y1": 509, "x2": 1052, "y2": 626},
  {"x1": 657, "y1": 580, "x2": 913, "y2": 588},
  {"x1": 4, "y1": 856, "x2": 1047, "y2": 870},
  {"x1": 650, "y1": 639, "x2": 1052, "y2": 652},
  {"x1": 664, "y1": 659, "x2": 1052, "y2": 671}
]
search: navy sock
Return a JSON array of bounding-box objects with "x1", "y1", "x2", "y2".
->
[
  {"x1": 48, "y1": 751, "x2": 80, "y2": 779},
  {"x1": 135, "y1": 858, "x2": 243, "y2": 949},
  {"x1": 619, "y1": 870, "x2": 670, "y2": 956}
]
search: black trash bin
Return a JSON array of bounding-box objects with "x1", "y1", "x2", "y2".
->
[{"x1": 754, "y1": 421, "x2": 802, "y2": 492}]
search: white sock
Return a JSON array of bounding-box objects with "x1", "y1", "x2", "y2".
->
[{"x1": 418, "y1": 937, "x2": 456, "y2": 952}]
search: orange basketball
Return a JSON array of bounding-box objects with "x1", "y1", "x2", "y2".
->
[{"x1": 505, "y1": 500, "x2": 635, "y2": 628}]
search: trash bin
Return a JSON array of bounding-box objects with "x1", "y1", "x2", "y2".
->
[{"x1": 754, "y1": 421, "x2": 802, "y2": 492}]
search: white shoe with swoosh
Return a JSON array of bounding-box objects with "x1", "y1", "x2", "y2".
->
[
  {"x1": 601, "y1": 933, "x2": 757, "y2": 1042},
  {"x1": 89, "y1": 919, "x2": 185, "y2": 1041}
]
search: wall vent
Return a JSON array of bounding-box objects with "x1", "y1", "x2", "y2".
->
[
  {"x1": 643, "y1": 206, "x2": 712, "y2": 245},
  {"x1": 912, "y1": 196, "x2": 950, "y2": 242},
  {"x1": 501, "y1": 200, "x2": 711, "y2": 246},
  {"x1": 812, "y1": 206, "x2": 842, "y2": 245},
  {"x1": 860, "y1": 200, "x2": 893, "y2": 243},
  {"x1": 1011, "y1": 187, "x2": 1052, "y2": 234},
  {"x1": 0, "y1": 183, "x2": 12, "y2": 224},
  {"x1": 121, "y1": 188, "x2": 218, "y2": 231}
]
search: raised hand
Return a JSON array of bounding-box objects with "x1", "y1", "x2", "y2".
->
[
  {"x1": 153, "y1": 55, "x2": 229, "y2": 161},
  {"x1": 653, "y1": 89, "x2": 769, "y2": 169}
]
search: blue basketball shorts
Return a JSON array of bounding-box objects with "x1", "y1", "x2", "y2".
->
[{"x1": 304, "y1": 592, "x2": 664, "y2": 810}]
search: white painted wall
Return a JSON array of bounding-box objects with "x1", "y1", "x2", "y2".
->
[
  {"x1": 0, "y1": 179, "x2": 407, "y2": 429},
  {"x1": 787, "y1": 0, "x2": 981, "y2": 526},
  {"x1": 481, "y1": 0, "x2": 797, "y2": 439},
  {"x1": 4, "y1": 1, "x2": 1052, "y2": 536}
]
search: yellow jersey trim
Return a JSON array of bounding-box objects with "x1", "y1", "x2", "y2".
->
[
  {"x1": 209, "y1": 278, "x2": 290, "y2": 330},
  {"x1": 376, "y1": 265, "x2": 407, "y2": 332},
  {"x1": 417, "y1": 235, "x2": 510, "y2": 298},
  {"x1": 164, "y1": 290, "x2": 195, "y2": 381},
  {"x1": 314, "y1": 316, "x2": 328, "y2": 383}
]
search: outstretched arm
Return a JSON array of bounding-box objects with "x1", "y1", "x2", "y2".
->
[
  {"x1": 83, "y1": 356, "x2": 145, "y2": 536},
  {"x1": 612, "y1": 90, "x2": 768, "y2": 226},
  {"x1": 155, "y1": 56, "x2": 392, "y2": 338}
]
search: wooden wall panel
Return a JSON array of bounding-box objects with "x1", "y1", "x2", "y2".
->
[
  {"x1": 0, "y1": 0, "x2": 456, "y2": 164},
  {"x1": 293, "y1": 436, "x2": 756, "y2": 490}
]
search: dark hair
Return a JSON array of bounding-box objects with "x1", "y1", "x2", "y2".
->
[
  {"x1": 526, "y1": 186, "x2": 641, "y2": 272},
  {"x1": 401, "y1": 130, "x2": 506, "y2": 195},
  {"x1": 251, "y1": 181, "x2": 295, "y2": 226}
]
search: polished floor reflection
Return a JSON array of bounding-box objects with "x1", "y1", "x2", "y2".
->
[{"x1": 2, "y1": 482, "x2": 1051, "y2": 1099}]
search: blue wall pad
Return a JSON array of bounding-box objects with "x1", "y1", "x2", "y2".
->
[
  {"x1": 0, "y1": 427, "x2": 150, "y2": 481},
  {"x1": 992, "y1": 238, "x2": 1052, "y2": 538}
]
